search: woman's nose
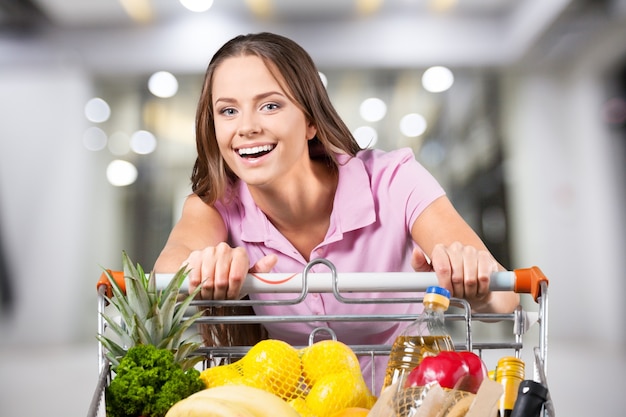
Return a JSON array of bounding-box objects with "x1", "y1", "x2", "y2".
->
[{"x1": 237, "y1": 112, "x2": 261, "y2": 137}]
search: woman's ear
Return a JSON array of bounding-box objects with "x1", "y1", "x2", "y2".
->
[{"x1": 306, "y1": 122, "x2": 317, "y2": 140}]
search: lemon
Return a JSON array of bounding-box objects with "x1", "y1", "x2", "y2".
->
[
  {"x1": 305, "y1": 370, "x2": 372, "y2": 417},
  {"x1": 300, "y1": 340, "x2": 361, "y2": 386},
  {"x1": 199, "y1": 364, "x2": 244, "y2": 387},
  {"x1": 329, "y1": 407, "x2": 371, "y2": 417},
  {"x1": 241, "y1": 339, "x2": 302, "y2": 400},
  {"x1": 288, "y1": 397, "x2": 316, "y2": 417}
]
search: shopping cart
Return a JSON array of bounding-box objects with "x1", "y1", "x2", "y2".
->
[{"x1": 88, "y1": 257, "x2": 553, "y2": 417}]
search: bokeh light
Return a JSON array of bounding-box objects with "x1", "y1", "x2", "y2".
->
[
  {"x1": 318, "y1": 71, "x2": 328, "y2": 88},
  {"x1": 360, "y1": 97, "x2": 387, "y2": 122},
  {"x1": 399, "y1": 113, "x2": 427, "y2": 137},
  {"x1": 82, "y1": 126, "x2": 108, "y2": 151},
  {"x1": 84, "y1": 97, "x2": 111, "y2": 123},
  {"x1": 106, "y1": 159, "x2": 138, "y2": 186},
  {"x1": 353, "y1": 125, "x2": 378, "y2": 148},
  {"x1": 108, "y1": 131, "x2": 131, "y2": 156},
  {"x1": 422, "y1": 66, "x2": 454, "y2": 93},
  {"x1": 148, "y1": 71, "x2": 179, "y2": 98},
  {"x1": 179, "y1": 0, "x2": 214, "y2": 12},
  {"x1": 130, "y1": 130, "x2": 157, "y2": 155}
]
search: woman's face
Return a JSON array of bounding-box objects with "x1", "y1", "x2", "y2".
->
[{"x1": 211, "y1": 55, "x2": 317, "y2": 189}]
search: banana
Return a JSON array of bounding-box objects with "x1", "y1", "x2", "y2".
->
[
  {"x1": 188, "y1": 385, "x2": 301, "y2": 417},
  {"x1": 165, "y1": 396, "x2": 257, "y2": 417}
]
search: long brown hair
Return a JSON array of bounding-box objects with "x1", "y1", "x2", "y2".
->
[
  {"x1": 192, "y1": 31, "x2": 361, "y2": 205},
  {"x1": 193, "y1": 33, "x2": 361, "y2": 348}
]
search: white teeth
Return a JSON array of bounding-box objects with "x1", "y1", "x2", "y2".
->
[{"x1": 237, "y1": 144, "x2": 275, "y2": 156}]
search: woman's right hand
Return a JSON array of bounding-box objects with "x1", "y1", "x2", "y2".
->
[{"x1": 183, "y1": 242, "x2": 277, "y2": 300}]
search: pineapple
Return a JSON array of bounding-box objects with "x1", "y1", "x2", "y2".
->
[{"x1": 97, "y1": 251, "x2": 203, "y2": 371}]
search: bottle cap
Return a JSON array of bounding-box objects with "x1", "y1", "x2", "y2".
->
[
  {"x1": 426, "y1": 286, "x2": 451, "y2": 298},
  {"x1": 424, "y1": 286, "x2": 451, "y2": 309}
]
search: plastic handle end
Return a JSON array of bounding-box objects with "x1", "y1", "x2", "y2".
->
[
  {"x1": 513, "y1": 266, "x2": 549, "y2": 302},
  {"x1": 96, "y1": 270, "x2": 125, "y2": 297}
]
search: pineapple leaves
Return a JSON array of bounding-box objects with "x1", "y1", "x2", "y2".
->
[{"x1": 98, "y1": 251, "x2": 203, "y2": 371}]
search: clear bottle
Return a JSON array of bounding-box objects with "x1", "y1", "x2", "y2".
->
[
  {"x1": 495, "y1": 356, "x2": 525, "y2": 417},
  {"x1": 381, "y1": 286, "x2": 454, "y2": 391}
]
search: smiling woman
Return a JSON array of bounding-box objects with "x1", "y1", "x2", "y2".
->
[{"x1": 152, "y1": 32, "x2": 519, "y2": 393}]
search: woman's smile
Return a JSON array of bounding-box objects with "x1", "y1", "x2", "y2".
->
[{"x1": 236, "y1": 144, "x2": 277, "y2": 159}]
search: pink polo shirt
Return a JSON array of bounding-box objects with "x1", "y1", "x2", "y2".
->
[{"x1": 215, "y1": 147, "x2": 445, "y2": 392}]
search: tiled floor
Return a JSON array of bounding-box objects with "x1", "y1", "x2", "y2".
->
[{"x1": 0, "y1": 339, "x2": 623, "y2": 416}]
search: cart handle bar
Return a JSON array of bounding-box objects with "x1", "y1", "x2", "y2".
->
[{"x1": 97, "y1": 266, "x2": 548, "y2": 303}]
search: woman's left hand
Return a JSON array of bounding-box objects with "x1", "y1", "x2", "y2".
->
[{"x1": 411, "y1": 241, "x2": 499, "y2": 304}]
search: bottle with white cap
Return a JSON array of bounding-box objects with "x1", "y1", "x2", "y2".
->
[{"x1": 381, "y1": 286, "x2": 455, "y2": 391}]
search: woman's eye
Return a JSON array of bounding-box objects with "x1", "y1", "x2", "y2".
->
[
  {"x1": 263, "y1": 103, "x2": 279, "y2": 111},
  {"x1": 220, "y1": 108, "x2": 236, "y2": 116}
]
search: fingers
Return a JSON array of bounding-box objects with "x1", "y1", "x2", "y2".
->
[
  {"x1": 429, "y1": 242, "x2": 497, "y2": 301},
  {"x1": 410, "y1": 247, "x2": 432, "y2": 273},
  {"x1": 182, "y1": 243, "x2": 250, "y2": 300},
  {"x1": 250, "y1": 254, "x2": 278, "y2": 273}
]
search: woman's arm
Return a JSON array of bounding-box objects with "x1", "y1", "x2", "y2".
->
[
  {"x1": 154, "y1": 194, "x2": 228, "y2": 272},
  {"x1": 154, "y1": 194, "x2": 277, "y2": 300},
  {"x1": 410, "y1": 195, "x2": 520, "y2": 313},
  {"x1": 154, "y1": 194, "x2": 247, "y2": 300}
]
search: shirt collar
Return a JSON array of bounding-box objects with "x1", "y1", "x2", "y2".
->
[{"x1": 238, "y1": 153, "x2": 376, "y2": 244}]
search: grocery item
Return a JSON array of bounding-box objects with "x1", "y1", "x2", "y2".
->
[
  {"x1": 405, "y1": 351, "x2": 487, "y2": 394},
  {"x1": 199, "y1": 338, "x2": 376, "y2": 417},
  {"x1": 165, "y1": 385, "x2": 300, "y2": 417},
  {"x1": 495, "y1": 356, "x2": 525, "y2": 417},
  {"x1": 381, "y1": 285, "x2": 454, "y2": 391},
  {"x1": 241, "y1": 339, "x2": 302, "y2": 399},
  {"x1": 300, "y1": 339, "x2": 362, "y2": 386},
  {"x1": 97, "y1": 251, "x2": 204, "y2": 371},
  {"x1": 456, "y1": 351, "x2": 489, "y2": 393},
  {"x1": 329, "y1": 407, "x2": 371, "y2": 417},
  {"x1": 106, "y1": 344, "x2": 205, "y2": 417},
  {"x1": 510, "y1": 379, "x2": 548, "y2": 417}
]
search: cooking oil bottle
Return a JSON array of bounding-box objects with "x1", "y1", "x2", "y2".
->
[{"x1": 381, "y1": 286, "x2": 454, "y2": 391}]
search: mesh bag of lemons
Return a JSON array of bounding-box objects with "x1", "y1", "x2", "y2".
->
[{"x1": 199, "y1": 339, "x2": 377, "y2": 417}]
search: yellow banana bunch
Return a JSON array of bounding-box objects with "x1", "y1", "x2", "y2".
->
[{"x1": 165, "y1": 385, "x2": 301, "y2": 417}]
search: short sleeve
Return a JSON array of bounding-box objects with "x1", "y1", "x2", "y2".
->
[{"x1": 358, "y1": 148, "x2": 446, "y2": 231}]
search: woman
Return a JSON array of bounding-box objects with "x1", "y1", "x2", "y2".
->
[{"x1": 154, "y1": 32, "x2": 519, "y2": 391}]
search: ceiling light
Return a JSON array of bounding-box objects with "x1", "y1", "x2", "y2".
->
[
  {"x1": 318, "y1": 72, "x2": 328, "y2": 88},
  {"x1": 356, "y1": 0, "x2": 383, "y2": 15},
  {"x1": 360, "y1": 97, "x2": 387, "y2": 122},
  {"x1": 422, "y1": 66, "x2": 454, "y2": 93},
  {"x1": 246, "y1": 0, "x2": 272, "y2": 19},
  {"x1": 130, "y1": 130, "x2": 157, "y2": 155},
  {"x1": 108, "y1": 132, "x2": 131, "y2": 156},
  {"x1": 84, "y1": 97, "x2": 111, "y2": 123},
  {"x1": 118, "y1": 0, "x2": 153, "y2": 23},
  {"x1": 179, "y1": 0, "x2": 214, "y2": 13},
  {"x1": 106, "y1": 160, "x2": 138, "y2": 187},
  {"x1": 148, "y1": 71, "x2": 179, "y2": 98},
  {"x1": 400, "y1": 113, "x2": 427, "y2": 137},
  {"x1": 353, "y1": 126, "x2": 378, "y2": 148},
  {"x1": 82, "y1": 127, "x2": 108, "y2": 151}
]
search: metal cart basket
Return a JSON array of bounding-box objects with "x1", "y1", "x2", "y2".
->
[{"x1": 89, "y1": 257, "x2": 553, "y2": 417}]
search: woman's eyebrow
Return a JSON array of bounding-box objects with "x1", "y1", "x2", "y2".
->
[{"x1": 214, "y1": 91, "x2": 286, "y2": 106}]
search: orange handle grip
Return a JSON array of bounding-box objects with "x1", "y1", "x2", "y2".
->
[
  {"x1": 96, "y1": 270, "x2": 125, "y2": 298},
  {"x1": 513, "y1": 266, "x2": 549, "y2": 302}
]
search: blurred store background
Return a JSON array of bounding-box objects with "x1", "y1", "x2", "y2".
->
[{"x1": 0, "y1": 0, "x2": 625, "y2": 415}]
